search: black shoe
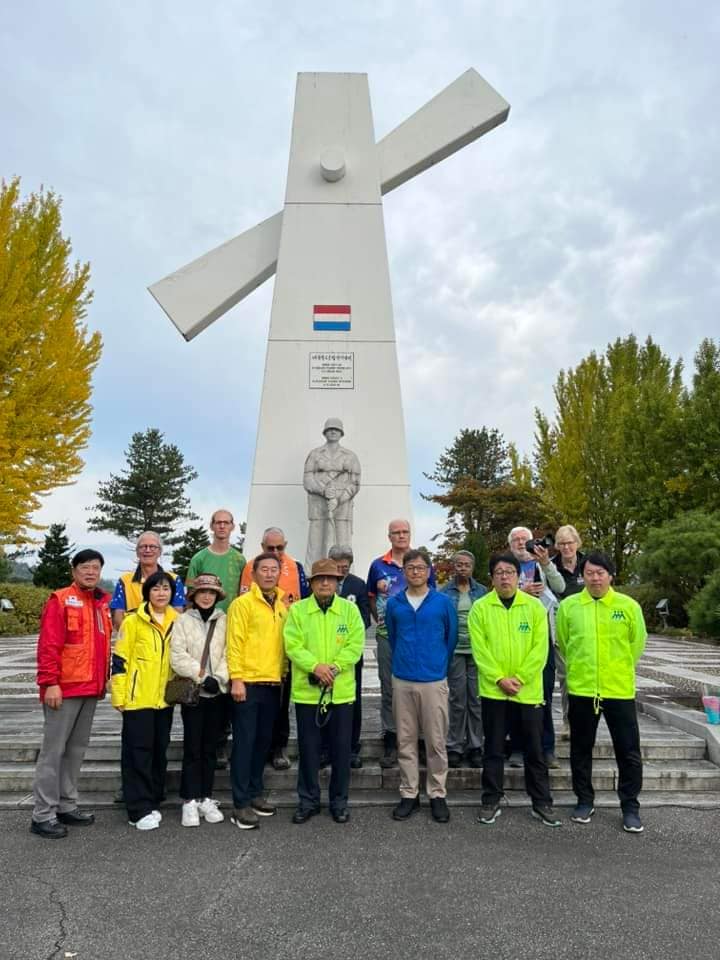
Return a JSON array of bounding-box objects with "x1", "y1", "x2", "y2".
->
[
  {"x1": 392, "y1": 796, "x2": 420, "y2": 820},
  {"x1": 350, "y1": 754, "x2": 363, "y2": 769},
  {"x1": 447, "y1": 751, "x2": 462, "y2": 768},
  {"x1": 532, "y1": 804, "x2": 562, "y2": 828},
  {"x1": 379, "y1": 745, "x2": 398, "y2": 769},
  {"x1": 418, "y1": 742, "x2": 427, "y2": 766},
  {"x1": 331, "y1": 808, "x2": 350, "y2": 823},
  {"x1": 57, "y1": 809, "x2": 95, "y2": 826},
  {"x1": 430, "y1": 797, "x2": 450, "y2": 823},
  {"x1": 292, "y1": 806, "x2": 320, "y2": 824},
  {"x1": 30, "y1": 818, "x2": 68, "y2": 840},
  {"x1": 272, "y1": 748, "x2": 291, "y2": 771},
  {"x1": 467, "y1": 748, "x2": 483, "y2": 769}
]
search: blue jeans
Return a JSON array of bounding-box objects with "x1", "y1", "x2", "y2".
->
[{"x1": 230, "y1": 685, "x2": 281, "y2": 808}]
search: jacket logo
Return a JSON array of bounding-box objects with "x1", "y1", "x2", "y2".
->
[
  {"x1": 65, "y1": 596, "x2": 84, "y2": 608},
  {"x1": 336, "y1": 624, "x2": 348, "y2": 635},
  {"x1": 611, "y1": 610, "x2": 626, "y2": 621},
  {"x1": 518, "y1": 621, "x2": 530, "y2": 633}
]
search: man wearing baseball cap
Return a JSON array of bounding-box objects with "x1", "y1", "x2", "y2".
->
[
  {"x1": 283, "y1": 558, "x2": 364, "y2": 824},
  {"x1": 555, "y1": 551, "x2": 647, "y2": 832}
]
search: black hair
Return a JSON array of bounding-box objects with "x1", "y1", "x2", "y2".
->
[
  {"x1": 581, "y1": 551, "x2": 616, "y2": 577},
  {"x1": 489, "y1": 552, "x2": 521, "y2": 576},
  {"x1": 72, "y1": 548, "x2": 105, "y2": 567},
  {"x1": 141, "y1": 570, "x2": 176, "y2": 603},
  {"x1": 402, "y1": 548, "x2": 430, "y2": 568},
  {"x1": 253, "y1": 552, "x2": 282, "y2": 572}
]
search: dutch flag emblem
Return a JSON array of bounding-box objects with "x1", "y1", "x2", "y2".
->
[{"x1": 313, "y1": 305, "x2": 351, "y2": 332}]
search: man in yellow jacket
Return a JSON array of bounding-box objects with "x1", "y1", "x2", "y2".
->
[
  {"x1": 226, "y1": 552, "x2": 288, "y2": 830},
  {"x1": 283, "y1": 559, "x2": 365, "y2": 824},
  {"x1": 555, "y1": 551, "x2": 647, "y2": 833},
  {"x1": 468, "y1": 553, "x2": 560, "y2": 828}
]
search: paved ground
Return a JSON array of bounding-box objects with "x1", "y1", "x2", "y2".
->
[{"x1": 2, "y1": 805, "x2": 719, "y2": 960}]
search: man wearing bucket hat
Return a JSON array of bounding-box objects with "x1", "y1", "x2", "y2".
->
[
  {"x1": 283, "y1": 558, "x2": 365, "y2": 824},
  {"x1": 303, "y1": 418, "x2": 361, "y2": 570},
  {"x1": 555, "y1": 551, "x2": 647, "y2": 832}
]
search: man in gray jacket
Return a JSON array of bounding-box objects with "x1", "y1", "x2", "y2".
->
[{"x1": 508, "y1": 527, "x2": 565, "y2": 767}]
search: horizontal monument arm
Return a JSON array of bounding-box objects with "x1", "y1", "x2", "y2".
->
[
  {"x1": 149, "y1": 69, "x2": 509, "y2": 341},
  {"x1": 148, "y1": 212, "x2": 282, "y2": 341},
  {"x1": 377, "y1": 68, "x2": 510, "y2": 195}
]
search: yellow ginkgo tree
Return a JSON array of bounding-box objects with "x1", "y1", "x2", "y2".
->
[{"x1": 0, "y1": 177, "x2": 101, "y2": 543}]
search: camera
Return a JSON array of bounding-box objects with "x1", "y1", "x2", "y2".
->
[{"x1": 525, "y1": 533, "x2": 555, "y2": 555}]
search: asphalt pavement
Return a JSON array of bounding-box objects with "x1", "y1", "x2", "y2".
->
[{"x1": 2, "y1": 804, "x2": 719, "y2": 960}]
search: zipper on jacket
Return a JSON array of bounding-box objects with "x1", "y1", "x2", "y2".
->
[
  {"x1": 131, "y1": 669, "x2": 138, "y2": 702},
  {"x1": 594, "y1": 601, "x2": 601, "y2": 715}
]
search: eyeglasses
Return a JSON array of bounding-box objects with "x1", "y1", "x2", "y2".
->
[
  {"x1": 493, "y1": 569, "x2": 518, "y2": 579},
  {"x1": 213, "y1": 520, "x2": 232, "y2": 526},
  {"x1": 264, "y1": 545, "x2": 285, "y2": 552},
  {"x1": 138, "y1": 545, "x2": 160, "y2": 552},
  {"x1": 556, "y1": 541, "x2": 575, "y2": 547},
  {"x1": 405, "y1": 564, "x2": 428, "y2": 573},
  {"x1": 389, "y1": 530, "x2": 410, "y2": 536}
]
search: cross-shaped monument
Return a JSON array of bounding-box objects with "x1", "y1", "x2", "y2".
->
[{"x1": 150, "y1": 70, "x2": 509, "y2": 574}]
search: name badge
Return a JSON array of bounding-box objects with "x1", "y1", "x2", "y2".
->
[{"x1": 65, "y1": 596, "x2": 84, "y2": 608}]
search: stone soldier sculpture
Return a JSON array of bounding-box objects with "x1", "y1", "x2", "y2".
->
[{"x1": 303, "y1": 418, "x2": 361, "y2": 568}]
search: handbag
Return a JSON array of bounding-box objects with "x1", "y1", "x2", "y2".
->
[{"x1": 164, "y1": 619, "x2": 217, "y2": 706}]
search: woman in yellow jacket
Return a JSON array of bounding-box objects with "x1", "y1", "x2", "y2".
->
[{"x1": 111, "y1": 570, "x2": 178, "y2": 831}]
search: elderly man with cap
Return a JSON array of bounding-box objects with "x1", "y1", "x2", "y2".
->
[
  {"x1": 303, "y1": 418, "x2": 361, "y2": 570},
  {"x1": 283, "y1": 558, "x2": 365, "y2": 824},
  {"x1": 555, "y1": 551, "x2": 647, "y2": 833}
]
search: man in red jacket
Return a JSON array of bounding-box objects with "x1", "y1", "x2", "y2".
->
[{"x1": 30, "y1": 549, "x2": 113, "y2": 839}]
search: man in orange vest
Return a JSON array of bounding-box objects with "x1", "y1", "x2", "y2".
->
[
  {"x1": 30, "y1": 550, "x2": 113, "y2": 839},
  {"x1": 240, "y1": 526, "x2": 310, "y2": 769}
]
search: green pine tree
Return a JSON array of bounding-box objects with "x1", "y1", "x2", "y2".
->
[
  {"x1": 33, "y1": 523, "x2": 75, "y2": 589},
  {"x1": 171, "y1": 526, "x2": 211, "y2": 581}
]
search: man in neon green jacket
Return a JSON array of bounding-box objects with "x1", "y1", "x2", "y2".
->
[
  {"x1": 283, "y1": 558, "x2": 365, "y2": 824},
  {"x1": 468, "y1": 553, "x2": 560, "y2": 828},
  {"x1": 555, "y1": 551, "x2": 647, "y2": 833}
]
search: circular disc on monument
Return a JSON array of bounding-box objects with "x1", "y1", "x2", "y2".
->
[{"x1": 320, "y1": 146, "x2": 346, "y2": 181}]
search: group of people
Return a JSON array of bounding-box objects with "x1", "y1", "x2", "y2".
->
[{"x1": 28, "y1": 511, "x2": 648, "y2": 839}]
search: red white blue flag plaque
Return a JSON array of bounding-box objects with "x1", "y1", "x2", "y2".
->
[{"x1": 313, "y1": 304, "x2": 351, "y2": 332}]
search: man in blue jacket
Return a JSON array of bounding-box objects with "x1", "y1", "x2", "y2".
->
[{"x1": 386, "y1": 550, "x2": 458, "y2": 823}]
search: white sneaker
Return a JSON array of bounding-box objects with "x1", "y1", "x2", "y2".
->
[
  {"x1": 198, "y1": 797, "x2": 224, "y2": 824},
  {"x1": 182, "y1": 800, "x2": 200, "y2": 827},
  {"x1": 130, "y1": 813, "x2": 159, "y2": 831},
  {"x1": 150, "y1": 809, "x2": 162, "y2": 823}
]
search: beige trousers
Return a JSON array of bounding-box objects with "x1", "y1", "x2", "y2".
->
[{"x1": 392, "y1": 677, "x2": 449, "y2": 799}]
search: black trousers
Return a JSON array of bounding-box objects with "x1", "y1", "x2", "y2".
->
[
  {"x1": 231, "y1": 685, "x2": 281, "y2": 808},
  {"x1": 180, "y1": 695, "x2": 227, "y2": 801},
  {"x1": 569, "y1": 695, "x2": 642, "y2": 813},
  {"x1": 508, "y1": 638, "x2": 555, "y2": 756},
  {"x1": 321, "y1": 658, "x2": 363, "y2": 756},
  {"x1": 296, "y1": 702, "x2": 353, "y2": 813},
  {"x1": 481, "y1": 697, "x2": 552, "y2": 806},
  {"x1": 121, "y1": 707, "x2": 173, "y2": 823},
  {"x1": 269, "y1": 670, "x2": 291, "y2": 753}
]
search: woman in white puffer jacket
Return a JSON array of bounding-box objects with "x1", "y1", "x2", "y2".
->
[{"x1": 170, "y1": 573, "x2": 229, "y2": 827}]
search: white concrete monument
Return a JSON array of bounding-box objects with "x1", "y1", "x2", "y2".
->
[{"x1": 150, "y1": 70, "x2": 509, "y2": 575}]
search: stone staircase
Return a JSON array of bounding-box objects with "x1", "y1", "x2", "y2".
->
[{"x1": 1, "y1": 703, "x2": 718, "y2": 810}]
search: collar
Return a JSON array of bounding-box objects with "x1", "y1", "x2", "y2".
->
[
  {"x1": 308, "y1": 594, "x2": 338, "y2": 615},
  {"x1": 249, "y1": 580, "x2": 286, "y2": 604},
  {"x1": 380, "y1": 549, "x2": 404, "y2": 567},
  {"x1": 488, "y1": 588, "x2": 528, "y2": 606},
  {"x1": 579, "y1": 586, "x2": 616, "y2": 605}
]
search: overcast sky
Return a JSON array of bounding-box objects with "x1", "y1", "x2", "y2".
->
[{"x1": 3, "y1": 1, "x2": 719, "y2": 578}]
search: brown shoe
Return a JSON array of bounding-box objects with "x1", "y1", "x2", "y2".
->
[{"x1": 251, "y1": 797, "x2": 277, "y2": 817}]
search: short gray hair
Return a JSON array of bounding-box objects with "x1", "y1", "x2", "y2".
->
[
  {"x1": 555, "y1": 524, "x2": 582, "y2": 548},
  {"x1": 136, "y1": 531, "x2": 162, "y2": 550},
  {"x1": 452, "y1": 550, "x2": 475, "y2": 565},
  {"x1": 508, "y1": 526, "x2": 532, "y2": 545},
  {"x1": 262, "y1": 526, "x2": 286, "y2": 542},
  {"x1": 329, "y1": 544, "x2": 354, "y2": 562}
]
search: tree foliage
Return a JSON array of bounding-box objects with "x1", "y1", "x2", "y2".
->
[
  {"x1": 0, "y1": 177, "x2": 101, "y2": 543},
  {"x1": 424, "y1": 427, "x2": 509, "y2": 489},
  {"x1": 673, "y1": 339, "x2": 720, "y2": 513},
  {"x1": 688, "y1": 569, "x2": 720, "y2": 638},
  {"x1": 534, "y1": 335, "x2": 684, "y2": 579},
  {"x1": 33, "y1": 522, "x2": 75, "y2": 589},
  {"x1": 88, "y1": 428, "x2": 199, "y2": 544},
  {"x1": 171, "y1": 525, "x2": 210, "y2": 581}
]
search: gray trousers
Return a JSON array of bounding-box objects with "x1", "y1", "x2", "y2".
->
[
  {"x1": 32, "y1": 697, "x2": 97, "y2": 822},
  {"x1": 447, "y1": 652, "x2": 483, "y2": 753},
  {"x1": 376, "y1": 632, "x2": 395, "y2": 736}
]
